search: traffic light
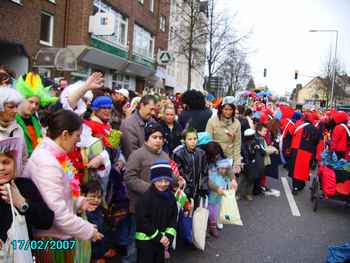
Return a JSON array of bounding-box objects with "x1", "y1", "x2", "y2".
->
[
  {"x1": 294, "y1": 70, "x2": 299, "y2": 80},
  {"x1": 263, "y1": 68, "x2": 267, "y2": 77}
]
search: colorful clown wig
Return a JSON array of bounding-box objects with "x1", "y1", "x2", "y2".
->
[{"x1": 16, "y1": 72, "x2": 58, "y2": 107}]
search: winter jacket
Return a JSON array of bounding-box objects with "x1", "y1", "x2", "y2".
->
[
  {"x1": 0, "y1": 177, "x2": 54, "y2": 243},
  {"x1": 330, "y1": 123, "x2": 349, "y2": 153},
  {"x1": 120, "y1": 111, "x2": 147, "y2": 160},
  {"x1": 160, "y1": 120, "x2": 183, "y2": 155},
  {"x1": 173, "y1": 145, "x2": 208, "y2": 199},
  {"x1": 178, "y1": 109, "x2": 212, "y2": 132},
  {"x1": 135, "y1": 185, "x2": 177, "y2": 247},
  {"x1": 206, "y1": 116, "x2": 242, "y2": 165},
  {"x1": 124, "y1": 144, "x2": 169, "y2": 213},
  {"x1": 23, "y1": 137, "x2": 96, "y2": 240}
]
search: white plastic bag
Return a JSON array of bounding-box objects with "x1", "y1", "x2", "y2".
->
[
  {"x1": 0, "y1": 184, "x2": 33, "y2": 263},
  {"x1": 220, "y1": 189, "x2": 243, "y2": 226},
  {"x1": 192, "y1": 197, "x2": 209, "y2": 251}
]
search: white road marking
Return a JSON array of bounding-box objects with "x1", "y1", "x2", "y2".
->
[{"x1": 281, "y1": 176, "x2": 301, "y2": 217}]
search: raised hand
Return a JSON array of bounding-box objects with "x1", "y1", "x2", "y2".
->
[{"x1": 85, "y1": 72, "x2": 104, "y2": 90}]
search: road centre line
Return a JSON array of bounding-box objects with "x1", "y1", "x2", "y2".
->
[{"x1": 281, "y1": 176, "x2": 301, "y2": 217}]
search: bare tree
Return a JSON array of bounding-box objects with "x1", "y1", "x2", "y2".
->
[
  {"x1": 206, "y1": 0, "x2": 251, "y2": 94},
  {"x1": 219, "y1": 48, "x2": 251, "y2": 96},
  {"x1": 171, "y1": 0, "x2": 208, "y2": 90},
  {"x1": 321, "y1": 48, "x2": 349, "y2": 106}
]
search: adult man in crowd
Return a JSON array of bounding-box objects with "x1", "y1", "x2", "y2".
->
[{"x1": 120, "y1": 95, "x2": 156, "y2": 160}]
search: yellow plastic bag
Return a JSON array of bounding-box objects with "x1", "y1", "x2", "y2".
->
[{"x1": 219, "y1": 189, "x2": 243, "y2": 225}]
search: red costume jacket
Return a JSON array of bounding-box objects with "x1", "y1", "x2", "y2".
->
[{"x1": 330, "y1": 124, "x2": 349, "y2": 153}]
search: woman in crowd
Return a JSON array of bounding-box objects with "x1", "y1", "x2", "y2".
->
[
  {"x1": 0, "y1": 87, "x2": 28, "y2": 171},
  {"x1": 0, "y1": 137, "x2": 54, "y2": 259},
  {"x1": 206, "y1": 96, "x2": 242, "y2": 174},
  {"x1": 24, "y1": 110, "x2": 104, "y2": 262},
  {"x1": 160, "y1": 106, "x2": 182, "y2": 156}
]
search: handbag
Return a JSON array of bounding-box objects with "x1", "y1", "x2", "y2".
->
[
  {"x1": 219, "y1": 189, "x2": 243, "y2": 226},
  {"x1": 0, "y1": 184, "x2": 33, "y2": 263},
  {"x1": 192, "y1": 197, "x2": 209, "y2": 251}
]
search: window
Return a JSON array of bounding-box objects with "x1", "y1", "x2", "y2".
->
[
  {"x1": 133, "y1": 25, "x2": 155, "y2": 59},
  {"x1": 150, "y1": 0, "x2": 154, "y2": 12},
  {"x1": 112, "y1": 72, "x2": 130, "y2": 90},
  {"x1": 138, "y1": 0, "x2": 144, "y2": 4},
  {"x1": 92, "y1": 0, "x2": 128, "y2": 48},
  {"x1": 160, "y1": 16, "x2": 166, "y2": 32},
  {"x1": 40, "y1": 12, "x2": 54, "y2": 46}
]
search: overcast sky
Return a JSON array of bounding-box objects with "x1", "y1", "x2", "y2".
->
[{"x1": 218, "y1": 0, "x2": 350, "y2": 95}]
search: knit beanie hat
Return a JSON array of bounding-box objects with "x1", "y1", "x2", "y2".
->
[
  {"x1": 91, "y1": 96, "x2": 113, "y2": 111},
  {"x1": 144, "y1": 122, "x2": 164, "y2": 141},
  {"x1": 150, "y1": 160, "x2": 174, "y2": 183},
  {"x1": 216, "y1": 158, "x2": 233, "y2": 169},
  {"x1": 197, "y1": 132, "x2": 212, "y2": 145}
]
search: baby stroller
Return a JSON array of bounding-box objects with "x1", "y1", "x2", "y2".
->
[{"x1": 310, "y1": 159, "x2": 350, "y2": 212}]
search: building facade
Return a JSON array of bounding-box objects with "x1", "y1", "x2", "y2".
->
[{"x1": 0, "y1": 0, "x2": 171, "y2": 93}]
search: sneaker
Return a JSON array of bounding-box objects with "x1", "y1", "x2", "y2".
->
[
  {"x1": 217, "y1": 223, "x2": 223, "y2": 230},
  {"x1": 264, "y1": 189, "x2": 281, "y2": 197},
  {"x1": 292, "y1": 188, "x2": 298, "y2": 195},
  {"x1": 245, "y1": 195, "x2": 253, "y2": 201}
]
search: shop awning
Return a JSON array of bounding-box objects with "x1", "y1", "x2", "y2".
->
[
  {"x1": 124, "y1": 61, "x2": 155, "y2": 78},
  {"x1": 78, "y1": 47, "x2": 129, "y2": 71},
  {"x1": 34, "y1": 48, "x2": 77, "y2": 71},
  {"x1": 68, "y1": 45, "x2": 155, "y2": 78}
]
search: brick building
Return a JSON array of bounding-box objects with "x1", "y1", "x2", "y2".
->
[
  {"x1": 0, "y1": 0, "x2": 67, "y2": 76},
  {"x1": 0, "y1": 0, "x2": 171, "y2": 92}
]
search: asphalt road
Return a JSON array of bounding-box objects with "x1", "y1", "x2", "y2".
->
[{"x1": 169, "y1": 168, "x2": 350, "y2": 263}]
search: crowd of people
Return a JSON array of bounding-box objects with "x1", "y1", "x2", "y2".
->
[{"x1": 0, "y1": 64, "x2": 349, "y2": 263}]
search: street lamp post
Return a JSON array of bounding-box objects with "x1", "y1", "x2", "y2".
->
[{"x1": 309, "y1": 29, "x2": 339, "y2": 108}]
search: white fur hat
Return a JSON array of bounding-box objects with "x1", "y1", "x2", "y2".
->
[{"x1": 0, "y1": 87, "x2": 23, "y2": 112}]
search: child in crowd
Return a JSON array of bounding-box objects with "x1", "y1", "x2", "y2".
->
[
  {"x1": 135, "y1": 160, "x2": 178, "y2": 263},
  {"x1": 254, "y1": 124, "x2": 278, "y2": 195},
  {"x1": 81, "y1": 180, "x2": 116, "y2": 263},
  {"x1": 173, "y1": 128, "x2": 208, "y2": 207},
  {"x1": 237, "y1": 128, "x2": 263, "y2": 200},
  {"x1": 208, "y1": 158, "x2": 237, "y2": 238}
]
